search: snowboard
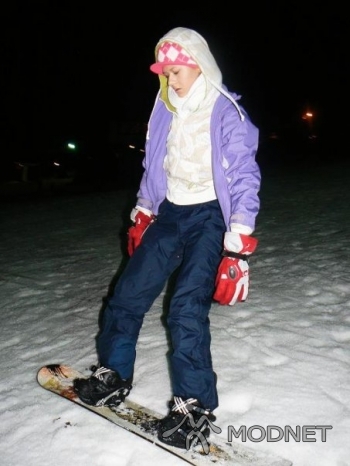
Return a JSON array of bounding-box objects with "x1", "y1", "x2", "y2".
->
[{"x1": 37, "y1": 364, "x2": 293, "y2": 466}]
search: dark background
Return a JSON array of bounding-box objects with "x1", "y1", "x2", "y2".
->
[{"x1": 3, "y1": 1, "x2": 349, "y2": 176}]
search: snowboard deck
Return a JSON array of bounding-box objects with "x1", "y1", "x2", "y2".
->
[{"x1": 37, "y1": 364, "x2": 293, "y2": 466}]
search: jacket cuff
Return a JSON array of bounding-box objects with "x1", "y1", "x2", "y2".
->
[{"x1": 130, "y1": 206, "x2": 153, "y2": 222}]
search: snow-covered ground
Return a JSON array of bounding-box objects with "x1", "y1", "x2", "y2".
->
[{"x1": 1, "y1": 160, "x2": 349, "y2": 466}]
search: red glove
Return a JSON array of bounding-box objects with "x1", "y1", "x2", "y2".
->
[
  {"x1": 213, "y1": 233, "x2": 258, "y2": 306},
  {"x1": 127, "y1": 211, "x2": 154, "y2": 256}
]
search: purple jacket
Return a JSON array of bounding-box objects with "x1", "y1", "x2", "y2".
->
[{"x1": 136, "y1": 89, "x2": 261, "y2": 233}]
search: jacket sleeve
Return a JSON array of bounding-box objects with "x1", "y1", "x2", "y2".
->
[
  {"x1": 214, "y1": 100, "x2": 261, "y2": 233},
  {"x1": 135, "y1": 100, "x2": 171, "y2": 215}
]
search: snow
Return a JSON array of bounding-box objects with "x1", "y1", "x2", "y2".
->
[{"x1": 1, "y1": 161, "x2": 350, "y2": 466}]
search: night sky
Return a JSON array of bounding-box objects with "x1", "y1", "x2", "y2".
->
[{"x1": 5, "y1": 2, "x2": 348, "y2": 162}]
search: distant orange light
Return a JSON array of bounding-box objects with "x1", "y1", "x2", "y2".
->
[{"x1": 302, "y1": 112, "x2": 313, "y2": 120}]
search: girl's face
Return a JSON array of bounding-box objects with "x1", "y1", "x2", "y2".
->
[{"x1": 162, "y1": 65, "x2": 201, "y2": 97}]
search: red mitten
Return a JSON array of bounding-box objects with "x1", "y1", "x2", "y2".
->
[
  {"x1": 127, "y1": 211, "x2": 154, "y2": 256},
  {"x1": 213, "y1": 233, "x2": 258, "y2": 306}
]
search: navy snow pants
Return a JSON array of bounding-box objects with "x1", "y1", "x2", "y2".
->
[{"x1": 97, "y1": 198, "x2": 225, "y2": 411}]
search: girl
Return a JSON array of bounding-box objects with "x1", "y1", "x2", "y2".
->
[{"x1": 74, "y1": 26, "x2": 261, "y2": 449}]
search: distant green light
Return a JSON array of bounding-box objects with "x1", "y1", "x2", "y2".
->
[{"x1": 67, "y1": 143, "x2": 76, "y2": 150}]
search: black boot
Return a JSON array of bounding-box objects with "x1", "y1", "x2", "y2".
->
[
  {"x1": 157, "y1": 397, "x2": 215, "y2": 450},
  {"x1": 73, "y1": 366, "x2": 132, "y2": 408}
]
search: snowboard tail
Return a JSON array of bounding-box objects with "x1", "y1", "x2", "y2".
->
[{"x1": 37, "y1": 364, "x2": 293, "y2": 466}]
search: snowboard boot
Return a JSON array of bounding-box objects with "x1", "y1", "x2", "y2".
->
[
  {"x1": 157, "y1": 396, "x2": 215, "y2": 450},
  {"x1": 73, "y1": 366, "x2": 132, "y2": 408}
]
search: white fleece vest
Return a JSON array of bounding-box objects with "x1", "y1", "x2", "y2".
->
[{"x1": 164, "y1": 74, "x2": 219, "y2": 205}]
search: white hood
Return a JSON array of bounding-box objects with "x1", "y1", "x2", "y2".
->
[{"x1": 153, "y1": 27, "x2": 244, "y2": 121}]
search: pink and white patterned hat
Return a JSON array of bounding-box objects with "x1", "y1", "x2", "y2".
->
[{"x1": 150, "y1": 42, "x2": 198, "y2": 74}]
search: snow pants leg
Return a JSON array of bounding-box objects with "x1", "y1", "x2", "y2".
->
[{"x1": 97, "y1": 198, "x2": 225, "y2": 411}]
